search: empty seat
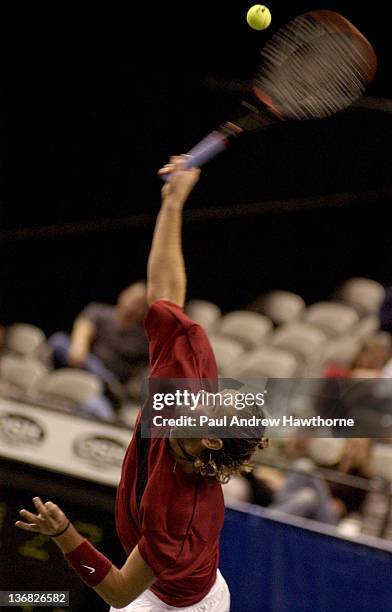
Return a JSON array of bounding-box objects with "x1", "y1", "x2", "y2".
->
[
  {"x1": 217, "y1": 311, "x2": 273, "y2": 349},
  {"x1": 371, "y1": 443, "x2": 392, "y2": 481},
  {"x1": 335, "y1": 277, "x2": 385, "y2": 315},
  {"x1": 0, "y1": 355, "x2": 49, "y2": 393},
  {"x1": 270, "y1": 322, "x2": 327, "y2": 363},
  {"x1": 250, "y1": 290, "x2": 305, "y2": 325},
  {"x1": 307, "y1": 438, "x2": 346, "y2": 465},
  {"x1": 38, "y1": 368, "x2": 103, "y2": 404},
  {"x1": 319, "y1": 336, "x2": 361, "y2": 368},
  {"x1": 118, "y1": 403, "x2": 140, "y2": 429},
  {"x1": 185, "y1": 300, "x2": 222, "y2": 332},
  {"x1": 227, "y1": 346, "x2": 298, "y2": 378},
  {"x1": 208, "y1": 336, "x2": 245, "y2": 375},
  {"x1": 302, "y1": 302, "x2": 359, "y2": 337},
  {"x1": 5, "y1": 323, "x2": 46, "y2": 357},
  {"x1": 351, "y1": 315, "x2": 380, "y2": 339}
]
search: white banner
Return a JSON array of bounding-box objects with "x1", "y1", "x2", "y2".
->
[{"x1": 0, "y1": 398, "x2": 133, "y2": 486}]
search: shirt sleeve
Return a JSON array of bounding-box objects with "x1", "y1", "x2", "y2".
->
[
  {"x1": 144, "y1": 300, "x2": 193, "y2": 370},
  {"x1": 138, "y1": 530, "x2": 207, "y2": 579},
  {"x1": 138, "y1": 531, "x2": 184, "y2": 578},
  {"x1": 78, "y1": 302, "x2": 103, "y2": 326}
]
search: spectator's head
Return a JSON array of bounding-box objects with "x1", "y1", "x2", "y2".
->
[
  {"x1": 117, "y1": 282, "x2": 147, "y2": 323},
  {"x1": 352, "y1": 332, "x2": 391, "y2": 370}
]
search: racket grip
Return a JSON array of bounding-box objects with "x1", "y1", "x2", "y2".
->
[{"x1": 161, "y1": 131, "x2": 228, "y2": 181}]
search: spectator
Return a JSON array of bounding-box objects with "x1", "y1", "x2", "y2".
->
[
  {"x1": 319, "y1": 334, "x2": 392, "y2": 429},
  {"x1": 222, "y1": 438, "x2": 338, "y2": 523},
  {"x1": 324, "y1": 333, "x2": 392, "y2": 380},
  {"x1": 269, "y1": 438, "x2": 340, "y2": 524},
  {"x1": 49, "y1": 281, "x2": 149, "y2": 416},
  {"x1": 322, "y1": 438, "x2": 373, "y2": 518}
]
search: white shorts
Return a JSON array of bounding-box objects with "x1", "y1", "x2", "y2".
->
[{"x1": 109, "y1": 569, "x2": 230, "y2": 612}]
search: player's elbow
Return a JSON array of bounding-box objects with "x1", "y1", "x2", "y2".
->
[{"x1": 99, "y1": 584, "x2": 134, "y2": 609}]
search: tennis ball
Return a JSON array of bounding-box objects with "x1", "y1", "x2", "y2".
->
[{"x1": 247, "y1": 5, "x2": 272, "y2": 31}]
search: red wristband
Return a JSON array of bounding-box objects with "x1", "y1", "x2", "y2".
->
[{"x1": 64, "y1": 540, "x2": 112, "y2": 587}]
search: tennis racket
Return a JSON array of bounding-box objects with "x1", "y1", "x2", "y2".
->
[{"x1": 171, "y1": 10, "x2": 377, "y2": 172}]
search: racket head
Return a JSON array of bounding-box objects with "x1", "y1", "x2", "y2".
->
[{"x1": 253, "y1": 10, "x2": 377, "y2": 121}]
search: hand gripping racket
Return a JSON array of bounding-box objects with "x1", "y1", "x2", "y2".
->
[{"x1": 172, "y1": 10, "x2": 377, "y2": 172}]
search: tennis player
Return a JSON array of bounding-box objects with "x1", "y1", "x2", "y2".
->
[{"x1": 15, "y1": 157, "x2": 267, "y2": 611}]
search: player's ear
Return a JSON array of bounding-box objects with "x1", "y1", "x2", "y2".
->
[{"x1": 201, "y1": 438, "x2": 223, "y2": 451}]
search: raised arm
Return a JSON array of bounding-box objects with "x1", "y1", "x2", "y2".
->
[{"x1": 147, "y1": 156, "x2": 200, "y2": 308}]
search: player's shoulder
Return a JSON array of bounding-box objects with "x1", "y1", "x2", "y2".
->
[{"x1": 145, "y1": 299, "x2": 199, "y2": 330}]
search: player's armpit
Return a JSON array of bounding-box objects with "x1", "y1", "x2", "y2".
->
[{"x1": 94, "y1": 544, "x2": 156, "y2": 608}]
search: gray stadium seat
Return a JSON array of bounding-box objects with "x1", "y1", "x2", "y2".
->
[
  {"x1": 307, "y1": 438, "x2": 346, "y2": 465},
  {"x1": 5, "y1": 323, "x2": 46, "y2": 357},
  {"x1": 185, "y1": 300, "x2": 222, "y2": 332},
  {"x1": 0, "y1": 355, "x2": 49, "y2": 393},
  {"x1": 270, "y1": 322, "x2": 327, "y2": 363},
  {"x1": 208, "y1": 336, "x2": 245, "y2": 375},
  {"x1": 250, "y1": 290, "x2": 305, "y2": 325},
  {"x1": 335, "y1": 277, "x2": 385, "y2": 315},
  {"x1": 302, "y1": 302, "x2": 359, "y2": 337},
  {"x1": 371, "y1": 443, "x2": 392, "y2": 481},
  {"x1": 319, "y1": 336, "x2": 362, "y2": 368},
  {"x1": 38, "y1": 368, "x2": 103, "y2": 404},
  {"x1": 217, "y1": 311, "x2": 273, "y2": 349},
  {"x1": 227, "y1": 346, "x2": 298, "y2": 378},
  {"x1": 351, "y1": 315, "x2": 380, "y2": 339}
]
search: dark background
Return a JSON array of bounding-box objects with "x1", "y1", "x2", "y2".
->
[{"x1": 1, "y1": 1, "x2": 391, "y2": 333}]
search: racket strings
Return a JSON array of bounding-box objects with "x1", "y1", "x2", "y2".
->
[{"x1": 255, "y1": 12, "x2": 375, "y2": 120}]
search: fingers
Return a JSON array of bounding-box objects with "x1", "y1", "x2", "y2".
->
[
  {"x1": 19, "y1": 508, "x2": 39, "y2": 523},
  {"x1": 158, "y1": 155, "x2": 193, "y2": 176},
  {"x1": 33, "y1": 497, "x2": 50, "y2": 519},
  {"x1": 15, "y1": 520, "x2": 40, "y2": 533},
  {"x1": 15, "y1": 498, "x2": 65, "y2": 536}
]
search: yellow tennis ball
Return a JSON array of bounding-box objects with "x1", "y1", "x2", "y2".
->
[{"x1": 247, "y1": 5, "x2": 272, "y2": 31}]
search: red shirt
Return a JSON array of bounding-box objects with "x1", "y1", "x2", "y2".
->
[{"x1": 115, "y1": 300, "x2": 224, "y2": 607}]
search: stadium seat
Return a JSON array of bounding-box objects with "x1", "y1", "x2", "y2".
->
[
  {"x1": 307, "y1": 438, "x2": 346, "y2": 465},
  {"x1": 302, "y1": 302, "x2": 359, "y2": 337},
  {"x1": 351, "y1": 315, "x2": 380, "y2": 339},
  {"x1": 335, "y1": 277, "x2": 385, "y2": 315},
  {"x1": 249, "y1": 290, "x2": 305, "y2": 325},
  {"x1": 371, "y1": 443, "x2": 392, "y2": 481},
  {"x1": 270, "y1": 322, "x2": 327, "y2": 363},
  {"x1": 118, "y1": 403, "x2": 140, "y2": 429},
  {"x1": 38, "y1": 368, "x2": 103, "y2": 404},
  {"x1": 208, "y1": 336, "x2": 245, "y2": 375},
  {"x1": 185, "y1": 300, "x2": 222, "y2": 332},
  {"x1": 0, "y1": 355, "x2": 49, "y2": 393},
  {"x1": 5, "y1": 323, "x2": 46, "y2": 357},
  {"x1": 319, "y1": 336, "x2": 362, "y2": 368},
  {"x1": 217, "y1": 311, "x2": 273, "y2": 349},
  {"x1": 227, "y1": 346, "x2": 298, "y2": 378}
]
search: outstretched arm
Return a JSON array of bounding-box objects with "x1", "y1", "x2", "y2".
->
[
  {"x1": 147, "y1": 156, "x2": 200, "y2": 308},
  {"x1": 15, "y1": 497, "x2": 155, "y2": 609}
]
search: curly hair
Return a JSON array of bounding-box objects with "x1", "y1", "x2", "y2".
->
[{"x1": 194, "y1": 437, "x2": 269, "y2": 484}]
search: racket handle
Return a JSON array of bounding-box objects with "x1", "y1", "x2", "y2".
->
[
  {"x1": 185, "y1": 131, "x2": 229, "y2": 167},
  {"x1": 161, "y1": 131, "x2": 229, "y2": 181}
]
